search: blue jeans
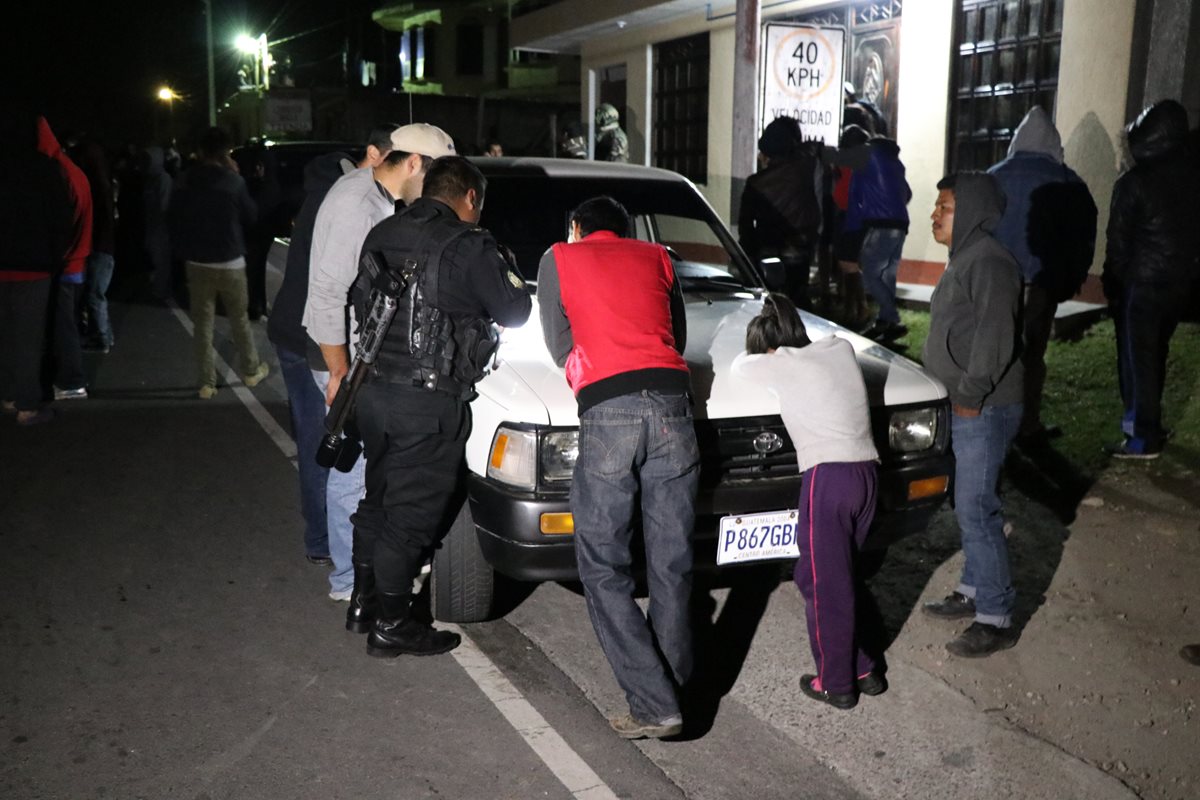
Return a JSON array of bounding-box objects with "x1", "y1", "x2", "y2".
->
[
  {"x1": 276, "y1": 345, "x2": 330, "y2": 558},
  {"x1": 311, "y1": 368, "x2": 361, "y2": 595},
  {"x1": 85, "y1": 251, "x2": 116, "y2": 346},
  {"x1": 572, "y1": 391, "x2": 700, "y2": 723},
  {"x1": 859, "y1": 227, "x2": 906, "y2": 325},
  {"x1": 951, "y1": 403, "x2": 1022, "y2": 627}
]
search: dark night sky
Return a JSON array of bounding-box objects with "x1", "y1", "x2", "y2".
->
[{"x1": 9, "y1": 0, "x2": 348, "y2": 147}]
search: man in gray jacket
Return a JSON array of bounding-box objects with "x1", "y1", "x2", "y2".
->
[{"x1": 921, "y1": 172, "x2": 1024, "y2": 658}]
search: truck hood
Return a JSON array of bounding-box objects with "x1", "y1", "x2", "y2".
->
[{"x1": 479, "y1": 293, "x2": 947, "y2": 426}]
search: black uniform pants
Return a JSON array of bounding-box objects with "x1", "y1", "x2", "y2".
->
[
  {"x1": 1112, "y1": 281, "x2": 1180, "y2": 452},
  {"x1": 350, "y1": 382, "x2": 470, "y2": 596}
]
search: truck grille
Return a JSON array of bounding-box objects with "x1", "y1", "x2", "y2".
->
[{"x1": 695, "y1": 416, "x2": 797, "y2": 486}]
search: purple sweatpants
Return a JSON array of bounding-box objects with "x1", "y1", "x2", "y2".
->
[{"x1": 793, "y1": 460, "x2": 879, "y2": 695}]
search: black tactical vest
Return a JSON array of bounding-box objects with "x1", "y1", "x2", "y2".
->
[{"x1": 353, "y1": 206, "x2": 498, "y2": 399}]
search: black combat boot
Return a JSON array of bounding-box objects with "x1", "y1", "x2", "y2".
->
[
  {"x1": 366, "y1": 591, "x2": 461, "y2": 658},
  {"x1": 345, "y1": 562, "x2": 377, "y2": 634}
]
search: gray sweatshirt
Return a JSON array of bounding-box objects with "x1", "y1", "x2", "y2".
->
[
  {"x1": 302, "y1": 167, "x2": 395, "y2": 348},
  {"x1": 922, "y1": 172, "x2": 1023, "y2": 409},
  {"x1": 732, "y1": 337, "x2": 878, "y2": 473}
]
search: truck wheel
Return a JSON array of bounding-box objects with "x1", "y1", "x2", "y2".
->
[{"x1": 431, "y1": 501, "x2": 496, "y2": 623}]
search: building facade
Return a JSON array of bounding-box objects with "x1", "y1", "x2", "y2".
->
[{"x1": 512, "y1": 0, "x2": 1199, "y2": 288}]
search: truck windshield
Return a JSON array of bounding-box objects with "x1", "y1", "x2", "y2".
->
[{"x1": 477, "y1": 175, "x2": 759, "y2": 292}]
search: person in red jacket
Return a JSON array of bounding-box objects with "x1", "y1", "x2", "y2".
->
[
  {"x1": 538, "y1": 196, "x2": 699, "y2": 740},
  {"x1": 0, "y1": 109, "x2": 74, "y2": 425},
  {"x1": 37, "y1": 117, "x2": 92, "y2": 401}
]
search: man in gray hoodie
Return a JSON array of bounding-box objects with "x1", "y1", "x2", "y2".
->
[{"x1": 921, "y1": 172, "x2": 1024, "y2": 658}]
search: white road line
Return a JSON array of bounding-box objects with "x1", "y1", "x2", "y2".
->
[
  {"x1": 166, "y1": 301, "x2": 297, "y2": 463},
  {"x1": 446, "y1": 625, "x2": 620, "y2": 800},
  {"x1": 168, "y1": 297, "x2": 618, "y2": 800}
]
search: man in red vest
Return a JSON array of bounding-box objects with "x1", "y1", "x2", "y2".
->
[{"x1": 539, "y1": 196, "x2": 699, "y2": 740}]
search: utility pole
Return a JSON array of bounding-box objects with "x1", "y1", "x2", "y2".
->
[
  {"x1": 730, "y1": 0, "x2": 760, "y2": 223},
  {"x1": 204, "y1": 0, "x2": 216, "y2": 125}
]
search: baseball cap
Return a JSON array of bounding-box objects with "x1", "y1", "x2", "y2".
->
[{"x1": 389, "y1": 123, "x2": 456, "y2": 158}]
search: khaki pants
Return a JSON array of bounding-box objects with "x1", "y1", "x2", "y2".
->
[{"x1": 186, "y1": 263, "x2": 261, "y2": 388}]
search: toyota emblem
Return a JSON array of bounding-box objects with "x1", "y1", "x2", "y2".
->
[{"x1": 752, "y1": 431, "x2": 783, "y2": 454}]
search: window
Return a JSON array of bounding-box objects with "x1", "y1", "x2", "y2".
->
[
  {"x1": 653, "y1": 33, "x2": 710, "y2": 184},
  {"x1": 948, "y1": 0, "x2": 1064, "y2": 170}
]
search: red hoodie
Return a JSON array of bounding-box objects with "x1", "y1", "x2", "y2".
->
[{"x1": 34, "y1": 117, "x2": 91, "y2": 283}]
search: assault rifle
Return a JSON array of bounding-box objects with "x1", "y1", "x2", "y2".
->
[{"x1": 315, "y1": 250, "x2": 417, "y2": 471}]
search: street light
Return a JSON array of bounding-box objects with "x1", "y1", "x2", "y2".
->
[{"x1": 156, "y1": 86, "x2": 181, "y2": 142}]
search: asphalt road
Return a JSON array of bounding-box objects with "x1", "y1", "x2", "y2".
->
[
  {"x1": 2, "y1": 262, "x2": 1139, "y2": 800},
  {"x1": 0, "y1": 271, "x2": 866, "y2": 800}
]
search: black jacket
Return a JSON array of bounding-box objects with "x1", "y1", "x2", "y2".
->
[
  {"x1": 1103, "y1": 101, "x2": 1200, "y2": 295},
  {"x1": 267, "y1": 151, "x2": 351, "y2": 355},
  {"x1": 356, "y1": 198, "x2": 532, "y2": 395},
  {"x1": 738, "y1": 145, "x2": 824, "y2": 263},
  {"x1": 0, "y1": 111, "x2": 73, "y2": 275},
  {"x1": 167, "y1": 162, "x2": 257, "y2": 264}
]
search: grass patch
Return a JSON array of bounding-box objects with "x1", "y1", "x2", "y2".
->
[{"x1": 892, "y1": 310, "x2": 1200, "y2": 478}]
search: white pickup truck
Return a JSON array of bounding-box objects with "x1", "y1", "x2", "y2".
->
[{"x1": 420, "y1": 158, "x2": 953, "y2": 623}]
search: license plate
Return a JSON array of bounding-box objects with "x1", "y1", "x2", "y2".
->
[{"x1": 716, "y1": 509, "x2": 801, "y2": 566}]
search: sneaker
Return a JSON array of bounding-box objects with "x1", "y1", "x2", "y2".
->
[
  {"x1": 799, "y1": 675, "x2": 858, "y2": 710},
  {"x1": 242, "y1": 362, "x2": 270, "y2": 388},
  {"x1": 609, "y1": 712, "x2": 684, "y2": 739},
  {"x1": 922, "y1": 591, "x2": 976, "y2": 619},
  {"x1": 82, "y1": 338, "x2": 112, "y2": 354},
  {"x1": 16, "y1": 408, "x2": 55, "y2": 426},
  {"x1": 945, "y1": 622, "x2": 1019, "y2": 658},
  {"x1": 1, "y1": 400, "x2": 15, "y2": 414},
  {"x1": 328, "y1": 588, "x2": 353, "y2": 602},
  {"x1": 857, "y1": 671, "x2": 888, "y2": 697},
  {"x1": 53, "y1": 386, "x2": 88, "y2": 401},
  {"x1": 306, "y1": 554, "x2": 333, "y2": 566},
  {"x1": 198, "y1": 385, "x2": 218, "y2": 400},
  {"x1": 1104, "y1": 440, "x2": 1161, "y2": 460}
]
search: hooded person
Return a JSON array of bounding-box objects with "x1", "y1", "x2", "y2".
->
[
  {"x1": 0, "y1": 108, "x2": 74, "y2": 425},
  {"x1": 846, "y1": 135, "x2": 912, "y2": 342},
  {"x1": 36, "y1": 116, "x2": 93, "y2": 401},
  {"x1": 988, "y1": 107, "x2": 1097, "y2": 440},
  {"x1": 921, "y1": 171, "x2": 1025, "y2": 659},
  {"x1": 74, "y1": 140, "x2": 118, "y2": 353},
  {"x1": 141, "y1": 146, "x2": 174, "y2": 301},
  {"x1": 738, "y1": 116, "x2": 824, "y2": 309},
  {"x1": 1101, "y1": 99, "x2": 1200, "y2": 459}
]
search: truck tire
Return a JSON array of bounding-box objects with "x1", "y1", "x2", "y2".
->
[{"x1": 431, "y1": 502, "x2": 496, "y2": 623}]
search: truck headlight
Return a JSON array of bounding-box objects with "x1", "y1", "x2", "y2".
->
[
  {"x1": 540, "y1": 430, "x2": 578, "y2": 483},
  {"x1": 488, "y1": 426, "x2": 537, "y2": 489},
  {"x1": 888, "y1": 408, "x2": 938, "y2": 452}
]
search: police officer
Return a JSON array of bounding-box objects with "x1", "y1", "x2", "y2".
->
[{"x1": 350, "y1": 156, "x2": 532, "y2": 657}]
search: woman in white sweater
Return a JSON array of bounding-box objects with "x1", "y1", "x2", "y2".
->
[{"x1": 731, "y1": 293, "x2": 885, "y2": 710}]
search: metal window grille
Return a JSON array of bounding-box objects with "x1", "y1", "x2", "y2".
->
[
  {"x1": 653, "y1": 33, "x2": 710, "y2": 183},
  {"x1": 948, "y1": 0, "x2": 1064, "y2": 170}
]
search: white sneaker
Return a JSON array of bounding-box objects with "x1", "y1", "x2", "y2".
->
[
  {"x1": 328, "y1": 588, "x2": 353, "y2": 602},
  {"x1": 53, "y1": 386, "x2": 88, "y2": 401}
]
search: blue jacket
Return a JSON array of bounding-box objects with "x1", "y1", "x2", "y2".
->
[
  {"x1": 845, "y1": 139, "x2": 910, "y2": 233},
  {"x1": 988, "y1": 107, "x2": 1096, "y2": 294}
]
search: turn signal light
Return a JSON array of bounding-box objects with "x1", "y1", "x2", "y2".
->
[
  {"x1": 908, "y1": 475, "x2": 950, "y2": 501},
  {"x1": 539, "y1": 513, "x2": 575, "y2": 534}
]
